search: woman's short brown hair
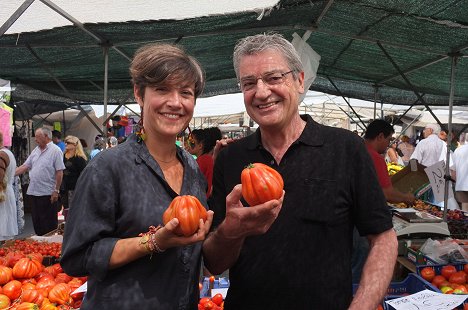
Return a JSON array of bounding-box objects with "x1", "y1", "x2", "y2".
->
[{"x1": 130, "y1": 43, "x2": 205, "y2": 100}]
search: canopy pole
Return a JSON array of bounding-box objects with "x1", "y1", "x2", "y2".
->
[
  {"x1": 377, "y1": 42, "x2": 444, "y2": 129},
  {"x1": 373, "y1": 85, "x2": 377, "y2": 119},
  {"x1": 103, "y1": 46, "x2": 109, "y2": 141},
  {"x1": 0, "y1": 0, "x2": 35, "y2": 37},
  {"x1": 326, "y1": 76, "x2": 367, "y2": 131},
  {"x1": 443, "y1": 55, "x2": 459, "y2": 221}
]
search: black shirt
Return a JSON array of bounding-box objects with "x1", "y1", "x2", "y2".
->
[{"x1": 210, "y1": 115, "x2": 393, "y2": 309}]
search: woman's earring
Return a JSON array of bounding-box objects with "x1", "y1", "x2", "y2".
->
[{"x1": 136, "y1": 111, "x2": 146, "y2": 142}]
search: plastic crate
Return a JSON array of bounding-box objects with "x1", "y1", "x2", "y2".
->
[
  {"x1": 385, "y1": 274, "x2": 440, "y2": 310},
  {"x1": 353, "y1": 274, "x2": 438, "y2": 310},
  {"x1": 200, "y1": 277, "x2": 230, "y2": 298},
  {"x1": 415, "y1": 262, "x2": 466, "y2": 278}
]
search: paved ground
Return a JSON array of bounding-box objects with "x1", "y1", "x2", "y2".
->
[{"x1": 15, "y1": 212, "x2": 36, "y2": 239}]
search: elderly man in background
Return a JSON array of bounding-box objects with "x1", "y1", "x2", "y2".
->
[
  {"x1": 410, "y1": 123, "x2": 446, "y2": 167},
  {"x1": 451, "y1": 133, "x2": 468, "y2": 211},
  {"x1": 16, "y1": 127, "x2": 65, "y2": 235}
]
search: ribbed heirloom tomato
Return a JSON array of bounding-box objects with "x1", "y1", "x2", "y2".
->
[
  {"x1": 241, "y1": 163, "x2": 284, "y2": 206},
  {"x1": 163, "y1": 195, "x2": 208, "y2": 237}
]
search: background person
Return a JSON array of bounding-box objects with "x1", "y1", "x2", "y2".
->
[
  {"x1": 202, "y1": 33, "x2": 397, "y2": 310},
  {"x1": 15, "y1": 127, "x2": 65, "y2": 236},
  {"x1": 187, "y1": 127, "x2": 222, "y2": 197},
  {"x1": 52, "y1": 130, "x2": 65, "y2": 152},
  {"x1": 0, "y1": 131, "x2": 18, "y2": 240},
  {"x1": 89, "y1": 138, "x2": 106, "y2": 160},
  {"x1": 62, "y1": 135, "x2": 88, "y2": 220},
  {"x1": 60, "y1": 43, "x2": 213, "y2": 309},
  {"x1": 398, "y1": 135, "x2": 415, "y2": 166},
  {"x1": 365, "y1": 120, "x2": 415, "y2": 205},
  {"x1": 410, "y1": 123, "x2": 446, "y2": 167},
  {"x1": 450, "y1": 133, "x2": 468, "y2": 211}
]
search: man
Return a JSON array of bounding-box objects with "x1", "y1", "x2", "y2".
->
[
  {"x1": 52, "y1": 130, "x2": 66, "y2": 152},
  {"x1": 203, "y1": 33, "x2": 397, "y2": 309},
  {"x1": 451, "y1": 133, "x2": 468, "y2": 211},
  {"x1": 365, "y1": 120, "x2": 415, "y2": 205},
  {"x1": 16, "y1": 127, "x2": 65, "y2": 235},
  {"x1": 410, "y1": 123, "x2": 445, "y2": 167}
]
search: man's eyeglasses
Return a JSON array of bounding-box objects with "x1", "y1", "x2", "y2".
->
[{"x1": 239, "y1": 70, "x2": 294, "y2": 91}]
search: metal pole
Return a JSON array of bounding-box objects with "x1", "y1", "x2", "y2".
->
[
  {"x1": 443, "y1": 55, "x2": 458, "y2": 221},
  {"x1": 103, "y1": 46, "x2": 109, "y2": 140}
]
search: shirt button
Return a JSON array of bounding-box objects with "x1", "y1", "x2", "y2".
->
[{"x1": 270, "y1": 160, "x2": 275, "y2": 165}]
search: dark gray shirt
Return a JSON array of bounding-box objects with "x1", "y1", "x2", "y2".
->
[{"x1": 61, "y1": 134, "x2": 207, "y2": 310}]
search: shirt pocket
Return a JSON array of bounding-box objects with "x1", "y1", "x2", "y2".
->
[{"x1": 296, "y1": 178, "x2": 338, "y2": 224}]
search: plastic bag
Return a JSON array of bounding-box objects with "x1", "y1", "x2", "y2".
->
[{"x1": 291, "y1": 31, "x2": 321, "y2": 102}]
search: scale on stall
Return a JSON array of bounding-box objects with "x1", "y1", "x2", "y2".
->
[{"x1": 392, "y1": 208, "x2": 450, "y2": 237}]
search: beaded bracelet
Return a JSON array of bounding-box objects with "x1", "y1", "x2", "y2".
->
[{"x1": 139, "y1": 225, "x2": 165, "y2": 256}]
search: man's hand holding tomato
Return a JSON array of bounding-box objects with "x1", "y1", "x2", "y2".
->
[
  {"x1": 203, "y1": 184, "x2": 284, "y2": 275},
  {"x1": 217, "y1": 184, "x2": 284, "y2": 240}
]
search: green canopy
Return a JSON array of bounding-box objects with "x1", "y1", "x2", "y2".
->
[{"x1": 1, "y1": 0, "x2": 467, "y2": 120}]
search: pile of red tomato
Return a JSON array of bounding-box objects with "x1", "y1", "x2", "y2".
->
[
  {"x1": 0, "y1": 244, "x2": 86, "y2": 310},
  {"x1": 198, "y1": 293, "x2": 224, "y2": 310},
  {"x1": 420, "y1": 264, "x2": 468, "y2": 294},
  {"x1": 0, "y1": 240, "x2": 61, "y2": 259}
]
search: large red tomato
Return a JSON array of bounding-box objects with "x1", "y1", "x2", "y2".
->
[
  {"x1": 0, "y1": 266, "x2": 13, "y2": 285},
  {"x1": 441, "y1": 265, "x2": 457, "y2": 280},
  {"x1": 0, "y1": 294, "x2": 10, "y2": 310},
  {"x1": 163, "y1": 195, "x2": 208, "y2": 237},
  {"x1": 449, "y1": 271, "x2": 467, "y2": 285},
  {"x1": 211, "y1": 293, "x2": 223, "y2": 306},
  {"x1": 12, "y1": 258, "x2": 42, "y2": 279},
  {"x1": 3, "y1": 280, "x2": 22, "y2": 301},
  {"x1": 241, "y1": 163, "x2": 284, "y2": 206},
  {"x1": 15, "y1": 302, "x2": 40, "y2": 310},
  {"x1": 48, "y1": 283, "x2": 72, "y2": 305},
  {"x1": 420, "y1": 267, "x2": 435, "y2": 282},
  {"x1": 21, "y1": 289, "x2": 44, "y2": 306},
  {"x1": 432, "y1": 275, "x2": 447, "y2": 288}
]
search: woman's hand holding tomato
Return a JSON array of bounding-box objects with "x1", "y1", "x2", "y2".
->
[{"x1": 156, "y1": 209, "x2": 214, "y2": 250}]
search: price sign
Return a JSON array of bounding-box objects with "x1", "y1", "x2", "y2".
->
[
  {"x1": 424, "y1": 160, "x2": 454, "y2": 203},
  {"x1": 386, "y1": 289, "x2": 467, "y2": 310}
]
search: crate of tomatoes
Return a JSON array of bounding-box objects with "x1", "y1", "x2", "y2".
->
[{"x1": 417, "y1": 263, "x2": 468, "y2": 294}]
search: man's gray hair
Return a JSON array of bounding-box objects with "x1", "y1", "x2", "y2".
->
[
  {"x1": 425, "y1": 123, "x2": 441, "y2": 134},
  {"x1": 233, "y1": 33, "x2": 303, "y2": 80},
  {"x1": 40, "y1": 127, "x2": 53, "y2": 139}
]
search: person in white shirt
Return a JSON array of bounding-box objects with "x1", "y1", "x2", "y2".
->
[
  {"x1": 450, "y1": 133, "x2": 468, "y2": 211},
  {"x1": 15, "y1": 127, "x2": 65, "y2": 235},
  {"x1": 410, "y1": 123, "x2": 446, "y2": 167}
]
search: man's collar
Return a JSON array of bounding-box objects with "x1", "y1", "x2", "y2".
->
[{"x1": 245, "y1": 114, "x2": 325, "y2": 150}]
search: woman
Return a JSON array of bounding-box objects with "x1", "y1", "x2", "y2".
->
[
  {"x1": 60, "y1": 43, "x2": 213, "y2": 309},
  {"x1": 188, "y1": 127, "x2": 222, "y2": 197},
  {"x1": 0, "y1": 132, "x2": 18, "y2": 241},
  {"x1": 62, "y1": 135, "x2": 87, "y2": 220},
  {"x1": 386, "y1": 139, "x2": 404, "y2": 166},
  {"x1": 89, "y1": 137, "x2": 106, "y2": 159},
  {"x1": 398, "y1": 135, "x2": 415, "y2": 166}
]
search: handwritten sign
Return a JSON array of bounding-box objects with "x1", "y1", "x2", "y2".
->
[
  {"x1": 424, "y1": 161, "x2": 454, "y2": 203},
  {"x1": 386, "y1": 289, "x2": 467, "y2": 310}
]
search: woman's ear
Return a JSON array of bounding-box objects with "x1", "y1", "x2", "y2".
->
[{"x1": 134, "y1": 85, "x2": 143, "y2": 106}]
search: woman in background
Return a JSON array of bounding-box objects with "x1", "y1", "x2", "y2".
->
[
  {"x1": 62, "y1": 135, "x2": 87, "y2": 220},
  {"x1": 0, "y1": 131, "x2": 18, "y2": 240},
  {"x1": 188, "y1": 127, "x2": 221, "y2": 197}
]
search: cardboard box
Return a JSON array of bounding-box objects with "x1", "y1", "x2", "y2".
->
[{"x1": 391, "y1": 160, "x2": 430, "y2": 196}]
